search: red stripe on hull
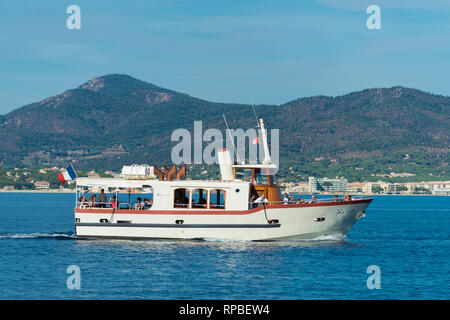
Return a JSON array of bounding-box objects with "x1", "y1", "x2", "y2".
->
[{"x1": 74, "y1": 198, "x2": 372, "y2": 215}]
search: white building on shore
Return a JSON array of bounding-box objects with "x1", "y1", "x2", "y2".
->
[
  {"x1": 308, "y1": 177, "x2": 348, "y2": 194},
  {"x1": 34, "y1": 181, "x2": 50, "y2": 190}
]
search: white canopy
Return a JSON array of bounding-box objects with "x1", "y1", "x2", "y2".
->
[
  {"x1": 76, "y1": 177, "x2": 157, "y2": 189},
  {"x1": 76, "y1": 177, "x2": 251, "y2": 189}
]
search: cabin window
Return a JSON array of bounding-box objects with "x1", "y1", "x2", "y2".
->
[
  {"x1": 253, "y1": 168, "x2": 272, "y2": 185},
  {"x1": 174, "y1": 188, "x2": 190, "y2": 208},
  {"x1": 234, "y1": 168, "x2": 252, "y2": 181},
  {"x1": 254, "y1": 170, "x2": 276, "y2": 186},
  {"x1": 271, "y1": 175, "x2": 277, "y2": 185},
  {"x1": 254, "y1": 174, "x2": 268, "y2": 185},
  {"x1": 192, "y1": 189, "x2": 208, "y2": 209},
  {"x1": 210, "y1": 189, "x2": 226, "y2": 209}
]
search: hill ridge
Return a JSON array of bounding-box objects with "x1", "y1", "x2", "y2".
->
[{"x1": 0, "y1": 74, "x2": 448, "y2": 182}]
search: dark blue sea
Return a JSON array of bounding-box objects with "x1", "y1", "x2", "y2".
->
[{"x1": 0, "y1": 193, "x2": 448, "y2": 300}]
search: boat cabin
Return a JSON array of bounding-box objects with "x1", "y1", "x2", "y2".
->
[
  {"x1": 232, "y1": 164, "x2": 282, "y2": 205},
  {"x1": 75, "y1": 177, "x2": 270, "y2": 211}
]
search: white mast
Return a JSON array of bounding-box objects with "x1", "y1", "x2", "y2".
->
[{"x1": 259, "y1": 118, "x2": 271, "y2": 165}]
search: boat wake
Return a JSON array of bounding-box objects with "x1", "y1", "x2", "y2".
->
[
  {"x1": 0, "y1": 232, "x2": 76, "y2": 240},
  {"x1": 197, "y1": 237, "x2": 248, "y2": 243},
  {"x1": 304, "y1": 234, "x2": 346, "y2": 242},
  {"x1": 197, "y1": 234, "x2": 346, "y2": 243}
]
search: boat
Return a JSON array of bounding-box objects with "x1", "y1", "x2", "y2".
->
[{"x1": 73, "y1": 118, "x2": 372, "y2": 241}]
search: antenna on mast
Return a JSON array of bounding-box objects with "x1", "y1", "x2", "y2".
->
[
  {"x1": 251, "y1": 100, "x2": 260, "y2": 128},
  {"x1": 223, "y1": 113, "x2": 241, "y2": 164}
]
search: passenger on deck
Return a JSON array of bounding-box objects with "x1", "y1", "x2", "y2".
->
[
  {"x1": 254, "y1": 193, "x2": 269, "y2": 207},
  {"x1": 310, "y1": 195, "x2": 318, "y2": 203},
  {"x1": 282, "y1": 193, "x2": 289, "y2": 205},
  {"x1": 109, "y1": 195, "x2": 117, "y2": 209},
  {"x1": 343, "y1": 194, "x2": 352, "y2": 201},
  {"x1": 98, "y1": 189, "x2": 107, "y2": 208},
  {"x1": 134, "y1": 197, "x2": 144, "y2": 210},
  {"x1": 144, "y1": 198, "x2": 153, "y2": 209},
  {"x1": 79, "y1": 195, "x2": 88, "y2": 209},
  {"x1": 334, "y1": 195, "x2": 340, "y2": 202},
  {"x1": 88, "y1": 195, "x2": 95, "y2": 208},
  {"x1": 289, "y1": 195, "x2": 295, "y2": 203},
  {"x1": 249, "y1": 195, "x2": 256, "y2": 209},
  {"x1": 296, "y1": 197, "x2": 304, "y2": 204}
]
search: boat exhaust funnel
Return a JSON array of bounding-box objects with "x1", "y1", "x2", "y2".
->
[{"x1": 217, "y1": 148, "x2": 234, "y2": 181}]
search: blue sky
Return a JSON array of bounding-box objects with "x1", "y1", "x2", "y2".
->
[{"x1": 1, "y1": 0, "x2": 450, "y2": 114}]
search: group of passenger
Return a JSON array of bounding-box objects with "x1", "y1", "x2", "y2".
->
[
  {"x1": 174, "y1": 198, "x2": 189, "y2": 208},
  {"x1": 280, "y1": 193, "x2": 354, "y2": 204},
  {"x1": 286, "y1": 196, "x2": 316, "y2": 204},
  {"x1": 133, "y1": 197, "x2": 153, "y2": 210},
  {"x1": 78, "y1": 189, "x2": 152, "y2": 210},
  {"x1": 333, "y1": 194, "x2": 353, "y2": 202},
  {"x1": 192, "y1": 196, "x2": 207, "y2": 208},
  {"x1": 78, "y1": 195, "x2": 99, "y2": 209},
  {"x1": 251, "y1": 193, "x2": 315, "y2": 208},
  {"x1": 78, "y1": 190, "x2": 355, "y2": 210},
  {"x1": 78, "y1": 191, "x2": 116, "y2": 209},
  {"x1": 282, "y1": 193, "x2": 318, "y2": 204}
]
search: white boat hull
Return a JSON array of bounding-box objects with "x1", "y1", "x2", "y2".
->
[{"x1": 74, "y1": 199, "x2": 371, "y2": 241}]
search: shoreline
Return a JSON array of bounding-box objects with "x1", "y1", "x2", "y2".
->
[{"x1": 0, "y1": 189, "x2": 75, "y2": 193}]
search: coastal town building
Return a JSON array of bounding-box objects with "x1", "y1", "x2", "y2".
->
[
  {"x1": 34, "y1": 181, "x2": 50, "y2": 190},
  {"x1": 308, "y1": 177, "x2": 348, "y2": 193},
  {"x1": 405, "y1": 182, "x2": 450, "y2": 195},
  {"x1": 432, "y1": 188, "x2": 450, "y2": 196},
  {"x1": 283, "y1": 182, "x2": 309, "y2": 194},
  {"x1": 288, "y1": 179, "x2": 449, "y2": 195},
  {"x1": 362, "y1": 181, "x2": 398, "y2": 194},
  {"x1": 430, "y1": 183, "x2": 450, "y2": 195},
  {"x1": 346, "y1": 182, "x2": 365, "y2": 194},
  {"x1": 87, "y1": 171, "x2": 100, "y2": 178}
]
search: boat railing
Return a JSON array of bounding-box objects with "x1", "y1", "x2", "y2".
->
[
  {"x1": 76, "y1": 202, "x2": 152, "y2": 210},
  {"x1": 119, "y1": 203, "x2": 130, "y2": 209},
  {"x1": 76, "y1": 201, "x2": 109, "y2": 209},
  {"x1": 75, "y1": 201, "x2": 226, "y2": 210},
  {"x1": 248, "y1": 195, "x2": 372, "y2": 208}
]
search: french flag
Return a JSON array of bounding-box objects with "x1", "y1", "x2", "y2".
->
[
  {"x1": 58, "y1": 165, "x2": 78, "y2": 184},
  {"x1": 251, "y1": 137, "x2": 259, "y2": 145}
]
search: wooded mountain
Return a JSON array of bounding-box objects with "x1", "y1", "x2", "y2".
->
[{"x1": 0, "y1": 74, "x2": 448, "y2": 181}]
